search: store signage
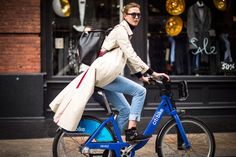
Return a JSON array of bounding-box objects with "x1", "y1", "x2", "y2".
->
[
  {"x1": 55, "y1": 38, "x2": 64, "y2": 49},
  {"x1": 190, "y1": 37, "x2": 216, "y2": 55},
  {"x1": 221, "y1": 62, "x2": 235, "y2": 71}
]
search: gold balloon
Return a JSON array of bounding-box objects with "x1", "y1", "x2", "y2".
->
[
  {"x1": 166, "y1": 0, "x2": 185, "y2": 15},
  {"x1": 213, "y1": 0, "x2": 227, "y2": 11},
  {"x1": 52, "y1": 0, "x2": 71, "y2": 17},
  {"x1": 165, "y1": 16, "x2": 183, "y2": 36}
]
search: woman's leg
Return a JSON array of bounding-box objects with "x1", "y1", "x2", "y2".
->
[
  {"x1": 102, "y1": 90, "x2": 130, "y2": 133},
  {"x1": 102, "y1": 76, "x2": 147, "y2": 128},
  {"x1": 102, "y1": 76, "x2": 151, "y2": 141}
]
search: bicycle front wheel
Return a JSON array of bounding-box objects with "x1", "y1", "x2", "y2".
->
[
  {"x1": 53, "y1": 115, "x2": 115, "y2": 157},
  {"x1": 156, "y1": 116, "x2": 215, "y2": 157}
]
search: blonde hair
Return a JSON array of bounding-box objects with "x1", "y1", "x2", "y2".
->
[{"x1": 122, "y1": 2, "x2": 140, "y2": 14}]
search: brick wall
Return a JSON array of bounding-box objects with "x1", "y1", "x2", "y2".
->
[{"x1": 0, "y1": 0, "x2": 40, "y2": 73}]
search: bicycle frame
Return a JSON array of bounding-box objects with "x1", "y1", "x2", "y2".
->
[
  {"x1": 81, "y1": 93, "x2": 191, "y2": 156},
  {"x1": 135, "y1": 95, "x2": 191, "y2": 150}
]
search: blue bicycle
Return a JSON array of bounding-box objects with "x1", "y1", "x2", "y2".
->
[{"x1": 53, "y1": 79, "x2": 215, "y2": 157}]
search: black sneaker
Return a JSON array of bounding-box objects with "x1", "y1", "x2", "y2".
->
[{"x1": 125, "y1": 127, "x2": 151, "y2": 142}]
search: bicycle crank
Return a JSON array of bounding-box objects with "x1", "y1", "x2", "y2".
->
[
  {"x1": 120, "y1": 144, "x2": 137, "y2": 157},
  {"x1": 120, "y1": 148, "x2": 132, "y2": 157}
]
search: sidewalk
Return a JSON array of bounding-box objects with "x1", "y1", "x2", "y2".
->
[{"x1": 0, "y1": 133, "x2": 236, "y2": 157}]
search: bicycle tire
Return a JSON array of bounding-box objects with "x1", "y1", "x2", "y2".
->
[
  {"x1": 53, "y1": 115, "x2": 116, "y2": 157},
  {"x1": 156, "y1": 116, "x2": 215, "y2": 157}
]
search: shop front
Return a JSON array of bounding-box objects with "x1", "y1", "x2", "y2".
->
[
  {"x1": 42, "y1": 0, "x2": 236, "y2": 136},
  {"x1": 1, "y1": 0, "x2": 236, "y2": 139}
]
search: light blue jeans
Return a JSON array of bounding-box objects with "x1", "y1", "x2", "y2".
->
[{"x1": 102, "y1": 75, "x2": 147, "y2": 133}]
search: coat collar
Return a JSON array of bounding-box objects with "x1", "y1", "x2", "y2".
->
[
  {"x1": 192, "y1": 2, "x2": 208, "y2": 23},
  {"x1": 120, "y1": 20, "x2": 133, "y2": 36}
]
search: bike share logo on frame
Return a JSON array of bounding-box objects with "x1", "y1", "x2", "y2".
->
[
  {"x1": 153, "y1": 109, "x2": 164, "y2": 125},
  {"x1": 77, "y1": 127, "x2": 86, "y2": 132},
  {"x1": 100, "y1": 145, "x2": 110, "y2": 149}
]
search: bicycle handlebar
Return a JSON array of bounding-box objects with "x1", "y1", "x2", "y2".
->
[
  {"x1": 148, "y1": 76, "x2": 170, "y2": 88},
  {"x1": 148, "y1": 76, "x2": 172, "y2": 96},
  {"x1": 148, "y1": 77, "x2": 189, "y2": 101}
]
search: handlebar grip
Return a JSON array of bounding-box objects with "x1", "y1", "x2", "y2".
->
[
  {"x1": 159, "y1": 75, "x2": 169, "y2": 83},
  {"x1": 148, "y1": 77, "x2": 165, "y2": 86},
  {"x1": 148, "y1": 76, "x2": 168, "y2": 84},
  {"x1": 148, "y1": 77, "x2": 159, "y2": 85}
]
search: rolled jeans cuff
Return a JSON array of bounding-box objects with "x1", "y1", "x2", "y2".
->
[{"x1": 129, "y1": 114, "x2": 140, "y2": 121}]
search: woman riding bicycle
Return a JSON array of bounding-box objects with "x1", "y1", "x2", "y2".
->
[
  {"x1": 50, "y1": 2, "x2": 169, "y2": 142},
  {"x1": 97, "y1": 2, "x2": 169, "y2": 142}
]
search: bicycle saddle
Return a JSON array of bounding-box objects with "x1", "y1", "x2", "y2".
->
[{"x1": 92, "y1": 87, "x2": 114, "y2": 115}]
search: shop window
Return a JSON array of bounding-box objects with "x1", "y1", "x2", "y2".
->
[
  {"x1": 147, "y1": 0, "x2": 236, "y2": 75},
  {"x1": 52, "y1": 0, "x2": 121, "y2": 76}
]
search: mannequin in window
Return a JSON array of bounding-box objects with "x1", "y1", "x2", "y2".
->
[
  {"x1": 220, "y1": 33, "x2": 233, "y2": 63},
  {"x1": 187, "y1": 0, "x2": 212, "y2": 74},
  {"x1": 214, "y1": 1, "x2": 234, "y2": 73},
  {"x1": 73, "y1": 0, "x2": 86, "y2": 31},
  {"x1": 72, "y1": 0, "x2": 96, "y2": 32},
  {"x1": 197, "y1": 0, "x2": 203, "y2": 6}
]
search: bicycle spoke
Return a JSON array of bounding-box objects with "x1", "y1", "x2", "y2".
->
[
  {"x1": 157, "y1": 117, "x2": 215, "y2": 157},
  {"x1": 53, "y1": 116, "x2": 116, "y2": 157}
]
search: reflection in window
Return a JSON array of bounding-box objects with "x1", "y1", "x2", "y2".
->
[
  {"x1": 147, "y1": 0, "x2": 236, "y2": 75},
  {"x1": 52, "y1": 0, "x2": 120, "y2": 76}
]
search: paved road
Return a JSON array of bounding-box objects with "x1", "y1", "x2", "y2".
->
[{"x1": 0, "y1": 133, "x2": 236, "y2": 157}]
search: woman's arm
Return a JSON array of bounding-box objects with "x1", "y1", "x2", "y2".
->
[{"x1": 116, "y1": 26, "x2": 149, "y2": 74}]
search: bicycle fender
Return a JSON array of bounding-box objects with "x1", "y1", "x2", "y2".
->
[{"x1": 77, "y1": 115, "x2": 114, "y2": 142}]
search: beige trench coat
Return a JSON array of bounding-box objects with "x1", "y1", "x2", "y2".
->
[{"x1": 49, "y1": 20, "x2": 150, "y2": 131}]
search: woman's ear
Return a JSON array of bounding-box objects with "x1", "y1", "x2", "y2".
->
[{"x1": 123, "y1": 14, "x2": 127, "y2": 20}]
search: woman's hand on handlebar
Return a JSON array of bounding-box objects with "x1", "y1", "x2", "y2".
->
[
  {"x1": 151, "y1": 72, "x2": 170, "y2": 82},
  {"x1": 139, "y1": 72, "x2": 170, "y2": 84},
  {"x1": 139, "y1": 76, "x2": 151, "y2": 84}
]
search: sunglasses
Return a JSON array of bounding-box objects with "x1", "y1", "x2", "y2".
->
[{"x1": 126, "y1": 12, "x2": 141, "y2": 19}]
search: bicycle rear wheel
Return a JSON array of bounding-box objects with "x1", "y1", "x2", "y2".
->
[
  {"x1": 156, "y1": 116, "x2": 215, "y2": 157},
  {"x1": 53, "y1": 115, "x2": 115, "y2": 157}
]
